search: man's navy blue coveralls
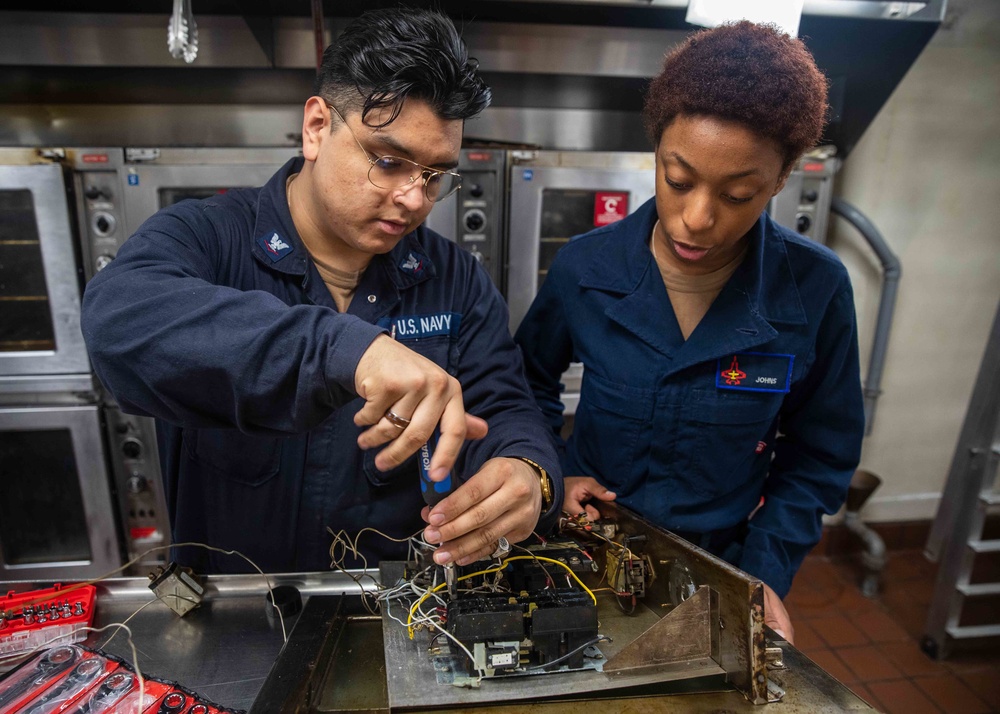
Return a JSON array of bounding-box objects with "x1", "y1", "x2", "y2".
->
[{"x1": 82, "y1": 157, "x2": 561, "y2": 573}]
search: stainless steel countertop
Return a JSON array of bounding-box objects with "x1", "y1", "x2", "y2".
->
[
  {"x1": 0, "y1": 572, "x2": 368, "y2": 712},
  {"x1": 1, "y1": 572, "x2": 875, "y2": 712}
]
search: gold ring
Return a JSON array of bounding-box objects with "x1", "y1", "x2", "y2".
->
[{"x1": 384, "y1": 409, "x2": 411, "y2": 429}]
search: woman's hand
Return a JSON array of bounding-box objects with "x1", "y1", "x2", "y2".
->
[
  {"x1": 563, "y1": 476, "x2": 616, "y2": 521},
  {"x1": 763, "y1": 583, "x2": 795, "y2": 645}
]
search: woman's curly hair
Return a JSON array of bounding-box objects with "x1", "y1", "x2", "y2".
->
[{"x1": 642, "y1": 21, "x2": 829, "y2": 170}]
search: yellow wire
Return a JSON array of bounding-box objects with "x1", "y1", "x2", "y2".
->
[{"x1": 406, "y1": 555, "x2": 597, "y2": 639}]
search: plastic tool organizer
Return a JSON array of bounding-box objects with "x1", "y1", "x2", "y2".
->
[
  {"x1": 0, "y1": 645, "x2": 244, "y2": 713},
  {"x1": 0, "y1": 584, "x2": 97, "y2": 658}
]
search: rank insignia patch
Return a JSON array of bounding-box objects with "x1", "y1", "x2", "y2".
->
[{"x1": 257, "y1": 232, "x2": 293, "y2": 262}]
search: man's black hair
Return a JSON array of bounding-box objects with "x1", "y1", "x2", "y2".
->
[{"x1": 314, "y1": 7, "x2": 491, "y2": 127}]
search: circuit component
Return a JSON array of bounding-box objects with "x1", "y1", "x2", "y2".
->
[
  {"x1": 444, "y1": 588, "x2": 599, "y2": 676},
  {"x1": 148, "y1": 562, "x2": 204, "y2": 617},
  {"x1": 604, "y1": 533, "x2": 656, "y2": 614},
  {"x1": 607, "y1": 552, "x2": 650, "y2": 598},
  {"x1": 504, "y1": 541, "x2": 598, "y2": 593}
]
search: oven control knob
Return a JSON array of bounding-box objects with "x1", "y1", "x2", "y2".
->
[
  {"x1": 127, "y1": 475, "x2": 148, "y2": 493},
  {"x1": 469, "y1": 183, "x2": 484, "y2": 198},
  {"x1": 92, "y1": 212, "x2": 116, "y2": 236},
  {"x1": 95, "y1": 254, "x2": 115, "y2": 272},
  {"x1": 796, "y1": 214, "x2": 812, "y2": 233},
  {"x1": 463, "y1": 209, "x2": 486, "y2": 232},
  {"x1": 122, "y1": 438, "x2": 142, "y2": 459},
  {"x1": 801, "y1": 189, "x2": 819, "y2": 203},
  {"x1": 84, "y1": 186, "x2": 107, "y2": 201}
]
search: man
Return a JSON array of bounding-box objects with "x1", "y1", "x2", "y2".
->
[{"x1": 82, "y1": 8, "x2": 560, "y2": 573}]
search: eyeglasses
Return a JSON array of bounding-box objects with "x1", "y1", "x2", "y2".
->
[{"x1": 326, "y1": 103, "x2": 462, "y2": 203}]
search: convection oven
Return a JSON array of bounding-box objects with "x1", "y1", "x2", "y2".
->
[
  {"x1": 0, "y1": 401, "x2": 118, "y2": 579},
  {"x1": 504, "y1": 149, "x2": 840, "y2": 415},
  {"x1": 0, "y1": 148, "x2": 170, "y2": 580},
  {"x1": 118, "y1": 147, "x2": 295, "y2": 240},
  {"x1": 0, "y1": 150, "x2": 90, "y2": 377}
]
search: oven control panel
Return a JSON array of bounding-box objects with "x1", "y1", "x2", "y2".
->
[
  {"x1": 67, "y1": 148, "x2": 129, "y2": 282},
  {"x1": 768, "y1": 150, "x2": 840, "y2": 243},
  {"x1": 103, "y1": 405, "x2": 171, "y2": 573},
  {"x1": 424, "y1": 149, "x2": 507, "y2": 293}
]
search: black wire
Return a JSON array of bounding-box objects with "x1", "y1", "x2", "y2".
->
[
  {"x1": 525, "y1": 636, "x2": 610, "y2": 672},
  {"x1": 512, "y1": 543, "x2": 558, "y2": 592}
]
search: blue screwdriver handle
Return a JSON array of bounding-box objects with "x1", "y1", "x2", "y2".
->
[{"x1": 418, "y1": 429, "x2": 454, "y2": 507}]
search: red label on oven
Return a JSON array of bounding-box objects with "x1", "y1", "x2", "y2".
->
[
  {"x1": 593, "y1": 192, "x2": 629, "y2": 227},
  {"x1": 466, "y1": 151, "x2": 492, "y2": 162},
  {"x1": 81, "y1": 154, "x2": 109, "y2": 163}
]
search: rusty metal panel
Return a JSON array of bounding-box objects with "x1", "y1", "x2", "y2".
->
[
  {"x1": 592, "y1": 502, "x2": 768, "y2": 703},
  {"x1": 604, "y1": 585, "x2": 712, "y2": 674}
]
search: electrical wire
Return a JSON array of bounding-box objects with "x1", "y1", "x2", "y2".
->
[
  {"x1": 0, "y1": 541, "x2": 289, "y2": 643},
  {"x1": 98, "y1": 598, "x2": 160, "y2": 649},
  {"x1": 524, "y1": 635, "x2": 611, "y2": 672},
  {"x1": 327, "y1": 526, "x2": 427, "y2": 615},
  {"x1": 406, "y1": 555, "x2": 598, "y2": 639}
]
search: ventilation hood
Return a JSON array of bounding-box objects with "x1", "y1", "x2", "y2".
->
[{"x1": 0, "y1": 1, "x2": 945, "y2": 155}]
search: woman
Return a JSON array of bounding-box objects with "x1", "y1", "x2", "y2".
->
[{"x1": 514, "y1": 21, "x2": 865, "y2": 642}]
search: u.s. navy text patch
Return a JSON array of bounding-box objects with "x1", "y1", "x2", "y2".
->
[
  {"x1": 378, "y1": 313, "x2": 462, "y2": 340},
  {"x1": 716, "y1": 352, "x2": 794, "y2": 393}
]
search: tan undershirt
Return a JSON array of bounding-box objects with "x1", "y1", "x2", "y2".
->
[
  {"x1": 651, "y1": 221, "x2": 748, "y2": 340},
  {"x1": 286, "y1": 173, "x2": 364, "y2": 312},
  {"x1": 311, "y1": 254, "x2": 364, "y2": 313}
]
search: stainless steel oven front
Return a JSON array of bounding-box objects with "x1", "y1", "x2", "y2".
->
[
  {"x1": 0, "y1": 402, "x2": 121, "y2": 580},
  {"x1": 117, "y1": 147, "x2": 295, "y2": 241},
  {"x1": 0, "y1": 147, "x2": 171, "y2": 581},
  {"x1": 0, "y1": 149, "x2": 90, "y2": 378},
  {"x1": 504, "y1": 149, "x2": 841, "y2": 416},
  {"x1": 505, "y1": 149, "x2": 841, "y2": 332}
]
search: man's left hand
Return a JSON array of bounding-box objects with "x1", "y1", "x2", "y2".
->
[
  {"x1": 421, "y1": 457, "x2": 541, "y2": 566},
  {"x1": 763, "y1": 583, "x2": 795, "y2": 645}
]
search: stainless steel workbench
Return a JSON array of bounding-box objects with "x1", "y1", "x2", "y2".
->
[{"x1": 0, "y1": 571, "x2": 875, "y2": 712}]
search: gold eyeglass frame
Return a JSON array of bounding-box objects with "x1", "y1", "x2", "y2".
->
[{"x1": 326, "y1": 102, "x2": 462, "y2": 203}]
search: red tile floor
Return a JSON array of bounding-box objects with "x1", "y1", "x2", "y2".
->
[{"x1": 785, "y1": 550, "x2": 1000, "y2": 713}]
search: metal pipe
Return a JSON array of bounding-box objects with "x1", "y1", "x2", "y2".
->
[
  {"x1": 831, "y1": 198, "x2": 901, "y2": 435},
  {"x1": 843, "y1": 510, "x2": 886, "y2": 598}
]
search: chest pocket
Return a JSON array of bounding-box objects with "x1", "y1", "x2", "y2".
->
[
  {"x1": 185, "y1": 428, "x2": 281, "y2": 487},
  {"x1": 679, "y1": 389, "x2": 783, "y2": 498},
  {"x1": 573, "y1": 370, "x2": 654, "y2": 496}
]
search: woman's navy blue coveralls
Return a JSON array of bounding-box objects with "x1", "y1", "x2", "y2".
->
[
  {"x1": 515, "y1": 198, "x2": 864, "y2": 597},
  {"x1": 82, "y1": 157, "x2": 561, "y2": 574}
]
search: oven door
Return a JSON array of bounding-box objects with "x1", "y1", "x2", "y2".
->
[
  {"x1": 506, "y1": 152, "x2": 656, "y2": 419},
  {"x1": 120, "y1": 148, "x2": 294, "y2": 238},
  {"x1": 0, "y1": 405, "x2": 123, "y2": 580},
  {"x1": 506, "y1": 152, "x2": 656, "y2": 332},
  {"x1": 0, "y1": 162, "x2": 90, "y2": 377}
]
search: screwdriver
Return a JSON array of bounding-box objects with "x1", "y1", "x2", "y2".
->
[
  {"x1": 418, "y1": 428, "x2": 458, "y2": 599},
  {"x1": 387, "y1": 324, "x2": 459, "y2": 598}
]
